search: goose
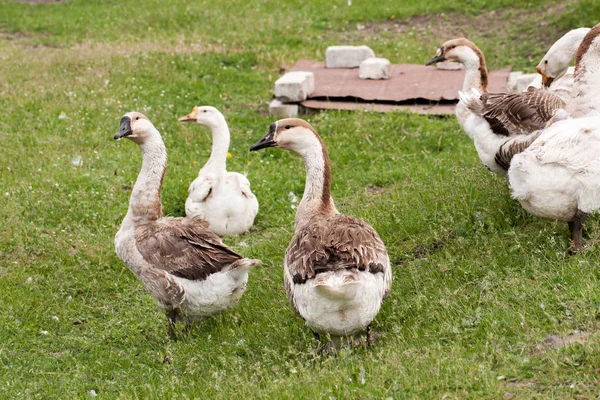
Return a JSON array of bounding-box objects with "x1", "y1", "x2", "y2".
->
[
  {"x1": 535, "y1": 27, "x2": 591, "y2": 90},
  {"x1": 249, "y1": 118, "x2": 392, "y2": 348},
  {"x1": 426, "y1": 38, "x2": 489, "y2": 140},
  {"x1": 179, "y1": 106, "x2": 259, "y2": 236},
  {"x1": 113, "y1": 112, "x2": 260, "y2": 338},
  {"x1": 508, "y1": 24, "x2": 600, "y2": 253}
]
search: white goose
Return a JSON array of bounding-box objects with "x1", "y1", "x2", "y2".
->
[
  {"x1": 179, "y1": 106, "x2": 259, "y2": 236},
  {"x1": 508, "y1": 24, "x2": 600, "y2": 253},
  {"x1": 114, "y1": 112, "x2": 260, "y2": 338},
  {"x1": 534, "y1": 27, "x2": 591, "y2": 95},
  {"x1": 250, "y1": 118, "x2": 392, "y2": 347}
]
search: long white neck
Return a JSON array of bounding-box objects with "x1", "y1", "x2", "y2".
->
[
  {"x1": 200, "y1": 116, "x2": 230, "y2": 175},
  {"x1": 570, "y1": 50, "x2": 600, "y2": 116},
  {"x1": 121, "y1": 131, "x2": 167, "y2": 230},
  {"x1": 461, "y1": 52, "x2": 487, "y2": 93},
  {"x1": 294, "y1": 136, "x2": 336, "y2": 229}
]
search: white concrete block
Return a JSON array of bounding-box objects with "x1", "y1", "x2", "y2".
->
[
  {"x1": 269, "y1": 99, "x2": 299, "y2": 118},
  {"x1": 436, "y1": 61, "x2": 464, "y2": 70},
  {"x1": 514, "y1": 73, "x2": 539, "y2": 92},
  {"x1": 507, "y1": 71, "x2": 523, "y2": 92},
  {"x1": 359, "y1": 57, "x2": 391, "y2": 80},
  {"x1": 274, "y1": 71, "x2": 315, "y2": 102},
  {"x1": 325, "y1": 45, "x2": 375, "y2": 68}
]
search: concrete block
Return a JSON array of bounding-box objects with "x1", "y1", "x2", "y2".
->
[
  {"x1": 325, "y1": 45, "x2": 375, "y2": 68},
  {"x1": 436, "y1": 61, "x2": 464, "y2": 70},
  {"x1": 274, "y1": 71, "x2": 315, "y2": 102},
  {"x1": 506, "y1": 71, "x2": 523, "y2": 92},
  {"x1": 514, "y1": 73, "x2": 539, "y2": 92},
  {"x1": 359, "y1": 57, "x2": 391, "y2": 80},
  {"x1": 269, "y1": 99, "x2": 298, "y2": 117}
]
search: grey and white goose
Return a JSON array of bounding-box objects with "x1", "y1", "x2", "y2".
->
[
  {"x1": 113, "y1": 112, "x2": 260, "y2": 338},
  {"x1": 250, "y1": 118, "x2": 392, "y2": 348}
]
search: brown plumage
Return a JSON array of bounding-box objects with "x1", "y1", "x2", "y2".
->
[
  {"x1": 286, "y1": 214, "x2": 387, "y2": 285},
  {"x1": 469, "y1": 87, "x2": 565, "y2": 137},
  {"x1": 135, "y1": 215, "x2": 243, "y2": 282},
  {"x1": 494, "y1": 131, "x2": 543, "y2": 171}
]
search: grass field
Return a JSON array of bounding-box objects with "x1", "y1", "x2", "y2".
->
[{"x1": 2, "y1": 0, "x2": 600, "y2": 398}]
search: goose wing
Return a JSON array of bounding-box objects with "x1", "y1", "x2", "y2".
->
[
  {"x1": 475, "y1": 87, "x2": 565, "y2": 136},
  {"x1": 286, "y1": 214, "x2": 388, "y2": 284},
  {"x1": 135, "y1": 216, "x2": 242, "y2": 281}
]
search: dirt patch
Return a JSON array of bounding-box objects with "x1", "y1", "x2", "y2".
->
[
  {"x1": 366, "y1": 185, "x2": 385, "y2": 195},
  {"x1": 333, "y1": 1, "x2": 577, "y2": 50},
  {"x1": 15, "y1": 0, "x2": 65, "y2": 3},
  {"x1": 540, "y1": 330, "x2": 592, "y2": 350}
]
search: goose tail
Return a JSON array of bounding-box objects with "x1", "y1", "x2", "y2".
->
[
  {"x1": 460, "y1": 88, "x2": 484, "y2": 115},
  {"x1": 314, "y1": 273, "x2": 360, "y2": 301}
]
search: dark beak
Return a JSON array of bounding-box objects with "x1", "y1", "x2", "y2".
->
[
  {"x1": 114, "y1": 116, "x2": 132, "y2": 140},
  {"x1": 250, "y1": 124, "x2": 277, "y2": 151},
  {"x1": 425, "y1": 48, "x2": 446, "y2": 66}
]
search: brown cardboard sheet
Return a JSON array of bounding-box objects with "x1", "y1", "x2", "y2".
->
[{"x1": 290, "y1": 60, "x2": 511, "y2": 113}]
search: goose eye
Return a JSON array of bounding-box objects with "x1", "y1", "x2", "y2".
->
[
  {"x1": 544, "y1": 60, "x2": 548, "y2": 64},
  {"x1": 135, "y1": 117, "x2": 140, "y2": 120},
  {"x1": 203, "y1": 110, "x2": 207, "y2": 113},
  {"x1": 284, "y1": 125, "x2": 291, "y2": 129}
]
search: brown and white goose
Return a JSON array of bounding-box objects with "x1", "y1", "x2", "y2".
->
[
  {"x1": 427, "y1": 38, "x2": 568, "y2": 175},
  {"x1": 250, "y1": 119, "x2": 392, "y2": 347},
  {"x1": 426, "y1": 38, "x2": 489, "y2": 140},
  {"x1": 113, "y1": 112, "x2": 260, "y2": 338}
]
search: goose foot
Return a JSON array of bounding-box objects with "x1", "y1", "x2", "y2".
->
[{"x1": 567, "y1": 210, "x2": 587, "y2": 255}]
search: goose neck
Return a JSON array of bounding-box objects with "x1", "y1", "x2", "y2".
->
[
  {"x1": 125, "y1": 133, "x2": 167, "y2": 227},
  {"x1": 461, "y1": 56, "x2": 488, "y2": 93},
  {"x1": 295, "y1": 137, "x2": 336, "y2": 229},
  {"x1": 201, "y1": 118, "x2": 230, "y2": 175}
]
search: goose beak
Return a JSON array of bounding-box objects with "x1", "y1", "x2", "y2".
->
[
  {"x1": 114, "y1": 116, "x2": 132, "y2": 140},
  {"x1": 426, "y1": 48, "x2": 445, "y2": 66},
  {"x1": 536, "y1": 66, "x2": 554, "y2": 88},
  {"x1": 250, "y1": 124, "x2": 276, "y2": 151},
  {"x1": 178, "y1": 106, "x2": 198, "y2": 122}
]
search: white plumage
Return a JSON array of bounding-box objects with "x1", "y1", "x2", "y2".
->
[{"x1": 179, "y1": 106, "x2": 259, "y2": 236}]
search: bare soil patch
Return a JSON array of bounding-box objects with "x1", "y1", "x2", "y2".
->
[
  {"x1": 15, "y1": 0, "x2": 65, "y2": 3},
  {"x1": 334, "y1": 1, "x2": 577, "y2": 50}
]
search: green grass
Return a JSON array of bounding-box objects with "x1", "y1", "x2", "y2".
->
[{"x1": 1, "y1": 0, "x2": 600, "y2": 398}]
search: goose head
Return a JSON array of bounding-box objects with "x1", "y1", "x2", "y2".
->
[
  {"x1": 536, "y1": 27, "x2": 591, "y2": 87},
  {"x1": 114, "y1": 112, "x2": 157, "y2": 143},
  {"x1": 178, "y1": 106, "x2": 225, "y2": 129},
  {"x1": 426, "y1": 38, "x2": 483, "y2": 66},
  {"x1": 250, "y1": 118, "x2": 321, "y2": 154}
]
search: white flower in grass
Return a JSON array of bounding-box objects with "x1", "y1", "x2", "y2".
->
[
  {"x1": 58, "y1": 112, "x2": 67, "y2": 119},
  {"x1": 40, "y1": 330, "x2": 49, "y2": 335},
  {"x1": 89, "y1": 390, "x2": 98, "y2": 396}
]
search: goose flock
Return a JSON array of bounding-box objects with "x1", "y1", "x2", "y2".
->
[{"x1": 113, "y1": 23, "x2": 600, "y2": 346}]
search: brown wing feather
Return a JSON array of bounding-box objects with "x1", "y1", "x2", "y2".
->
[
  {"x1": 286, "y1": 214, "x2": 387, "y2": 284},
  {"x1": 479, "y1": 88, "x2": 565, "y2": 136},
  {"x1": 494, "y1": 130, "x2": 543, "y2": 170},
  {"x1": 136, "y1": 216, "x2": 242, "y2": 281}
]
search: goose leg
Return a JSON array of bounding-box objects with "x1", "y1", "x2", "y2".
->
[
  {"x1": 568, "y1": 210, "x2": 587, "y2": 254},
  {"x1": 166, "y1": 309, "x2": 179, "y2": 340}
]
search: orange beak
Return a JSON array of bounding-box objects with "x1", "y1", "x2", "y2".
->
[
  {"x1": 536, "y1": 66, "x2": 553, "y2": 88},
  {"x1": 178, "y1": 106, "x2": 198, "y2": 122}
]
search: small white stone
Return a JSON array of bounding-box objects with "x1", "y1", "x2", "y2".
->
[
  {"x1": 58, "y1": 112, "x2": 67, "y2": 120},
  {"x1": 89, "y1": 390, "x2": 98, "y2": 396},
  {"x1": 269, "y1": 99, "x2": 299, "y2": 118},
  {"x1": 52, "y1": 316, "x2": 59, "y2": 321},
  {"x1": 72, "y1": 155, "x2": 83, "y2": 167},
  {"x1": 274, "y1": 71, "x2": 314, "y2": 102},
  {"x1": 40, "y1": 330, "x2": 49, "y2": 335},
  {"x1": 25, "y1": 277, "x2": 33, "y2": 284},
  {"x1": 325, "y1": 45, "x2": 375, "y2": 68},
  {"x1": 359, "y1": 57, "x2": 391, "y2": 80}
]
